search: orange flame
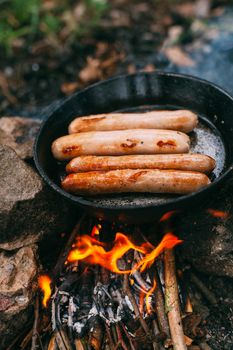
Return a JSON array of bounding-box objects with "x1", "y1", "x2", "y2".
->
[
  {"x1": 67, "y1": 232, "x2": 182, "y2": 274},
  {"x1": 67, "y1": 233, "x2": 147, "y2": 274},
  {"x1": 134, "y1": 233, "x2": 183, "y2": 272},
  {"x1": 91, "y1": 225, "x2": 100, "y2": 237},
  {"x1": 145, "y1": 279, "x2": 157, "y2": 314},
  {"x1": 159, "y1": 210, "x2": 177, "y2": 222},
  {"x1": 207, "y1": 209, "x2": 229, "y2": 219},
  {"x1": 38, "y1": 275, "x2": 52, "y2": 307}
]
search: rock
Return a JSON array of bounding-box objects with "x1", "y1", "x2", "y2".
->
[
  {"x1": 178, "y1": 179, "x2": 233, "y2": 278},
  {"x1": 0, "y1": 116, "x2": 41, "y2": 160},
  {"x1": 0, "y1": 245, "x2": 37, "y2": 348},
  {"x1": 0, "y1": 144, "x2": 73, "y2": 250}
]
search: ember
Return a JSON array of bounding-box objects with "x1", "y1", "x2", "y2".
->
[{"x1": 207, "y1": 208, "x2": 229, "y2": 219}]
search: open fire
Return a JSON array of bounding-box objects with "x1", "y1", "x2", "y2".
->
[
  {"x1": 37, "y1": 216, "x2": 206, "y2": 350},
  {"x1": 39, "y1": 231, "x2": 181, "y2": 305}
]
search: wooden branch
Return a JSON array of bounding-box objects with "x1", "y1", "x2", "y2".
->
[
  {"x1": 31, "y1": 294, "x2": 40, "y2": 350},
  {"x1": 105, "y1": 324, "x2": 115, "y2": 350},
  {"x1": 115, "y1": 323, "x2": 129, "y2": 350},
  {"x1": 123, "y1": 274, "x2": 150, "y2": 335},
  {"x1": 120, "y1": 322, "x2": 136, "y2": 350},
  {"x1": 190, "y1": 272, "x2": 217, "y2": 305},
  {"x1": 149, "y1": 266, "x2": 170, "y2": 337},
  {"x1": 152, "y1": 320, "x2": 162, "y2": 350},
  {"x1": 164, "y1": 249, "x2": 187, "y2": 350}
]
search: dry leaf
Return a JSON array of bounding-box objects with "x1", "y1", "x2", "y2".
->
[
  {"x1": 164, "y1": 46, "x2": 195, "y2": 67},
  {"x1": 127, "y1": 64, "x2": 136, "y2": 74},
  {"x1": 79, "y1": 57, "x2": 102, "y2": 84},
  {"x1": 61, "y1": 82, "x2": 79, "y2": 95},
  {"x1": 142, "y1": 64, "x2": 156, "y2": 72},
  {"x1": 96, "y1": 42, "x2": 109, "y2": 57},
  {"x1": 175, "y1": 3, "x2": 196, "y2": 18},
  {"x1": 185, "y1": 335, "x2": 194, "y2": 346}
]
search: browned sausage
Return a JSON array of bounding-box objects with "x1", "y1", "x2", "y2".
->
[
  {"x1": 66, "y1": 154, "x2": 215, "y2": 174},
  {"x1": 68, "y1": 110, "x2": 198, "y2": 134},
  {"x1": 61, "y1": 169, "x2": 210, "y2": 195},
  {"x1": 52, "y1": 129, "x2": 190, "y2": 161}
]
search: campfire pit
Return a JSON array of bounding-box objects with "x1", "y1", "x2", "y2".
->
[
  {"x1": 17, "y1": 207, "x2": 232, "y2": 350},
  {"x1": 34, "y1": 214, "x2": 208, "y2": 350}
]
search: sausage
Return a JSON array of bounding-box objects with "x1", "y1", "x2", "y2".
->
[
  {"x1": 52, "y1": 129, "x2": 190, "y2": 161},
  {"x1": 68, "y1": 110, "x2": 198, "y2": 134},
  {"x1": 61, "y1": 169, "x2": 210, "y2": 195},
  {"x1": 66, "y1": 154, "x2": 215, "y2": 174}
]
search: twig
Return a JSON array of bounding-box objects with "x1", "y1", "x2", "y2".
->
[
  {"x1": 31, "y1": 294, "x2": 40, "y2": 350},
  {"x1": 190, "y1": 273, "x2": 217, "y2": 306},
  {"x1": 115, "y1": 323, "x2": 129, "y2": 350},
  {"x1": 185, "y1": 294, "x2": 193, "y2": 313},
  {"x1": 111, "y1": 324, "x2": 118, "y2": 344},
  {"x1": 120, "y1": 322, "x2": 136, "y2": 350},
  {"x1": 54, "y1": 328, "x2": 73, "y2": 350},
  {"x1": 164, "y1": 249, "x2": 187, "y2": 350},
  {"x1": 20, "y1": 329, "x2": 33, "y2": 350},
  {"x1": 151, "y1": 320, "x2": 161, "y2": 350},
  {"x1": 149, "y1": 266, "x2": 170, "y2": 337},
  {"x1": 89, "y1": 316, "x2": 104, "y2": 350},
  {"x1": 123, "y1": 274, "x2": 150, "y2": 335},
  {"x1": 105, "y1": 324, "x2": 115, "y2": 350},
  {"x1": 52, "y1": 214, "x2": 86, "y2": 278}
]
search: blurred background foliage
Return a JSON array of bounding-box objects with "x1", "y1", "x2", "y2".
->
[
  {"x1": 0, "y1": 0, "x2": 108, "y2": 55},
  {"x1": 1, "y1": 0, "x2": 233, "y2": 115}
]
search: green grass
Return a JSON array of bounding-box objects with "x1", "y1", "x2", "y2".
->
[{"x1": 0, "y1": 0, "x2": 108, "y2": 55}]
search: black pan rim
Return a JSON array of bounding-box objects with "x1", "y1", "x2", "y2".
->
[{"x1": 34, "y1": 71, "x2": 233, "y2": 211}]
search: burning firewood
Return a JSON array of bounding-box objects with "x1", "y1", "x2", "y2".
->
[
  {"x1": 20, "y1": 217, "x2": 213, "y2": 350},
  {"x1": 164, "y1": 249, "x2": 187, "y2": 350}
]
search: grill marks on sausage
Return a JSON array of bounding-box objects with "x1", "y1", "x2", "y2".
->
[
  {"x1": 69, "y1": 116, "x2": 107, "y2": 133},
  {"x1": 121, "y1": 139, "x2": 138, "y2": 149},
  {"x1": 157, "y1": 140, "x2": 176, "y2": 148},
  {"x1": 52, "y1": 129, "x2": 190, "y2": 160},
  {"x1": 68, "y1": 110, "x2": 198, "y2": 134},
  {"x1": 61, "y1": 169, "x2": 210, "y2": 195},
  {"x1": 81, "y1": 116, "x2": 106, "y2": 123},
  {"x1": 62, "y1": 145, "x2": 81, "y2": 155},
  {"x1": 128, "y1": 170, "x2": 148, "y2": 182}
]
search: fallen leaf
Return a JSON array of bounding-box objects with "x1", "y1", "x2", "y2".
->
[
  {"x1": 61, "y1": 82, "x2": 79, "y2": 95},
  {"x1": 79, "y1": 57, "x2": 102, "y2": 84},
  {"x1": 142, "y1": 64, "x2": 156, "y2": 72},
  {"x1": 96, "y1": 42, "x2": 109, "y2": 57},
  {"x1": 184, "y1": 335, "x2": 193, "y2": 346},
  {"x1": 127, "y1": 64, "x2": 136, "y2": 74},
  {"x1": 175, "y1": 2, "x2": 196, "y2": 18}
]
